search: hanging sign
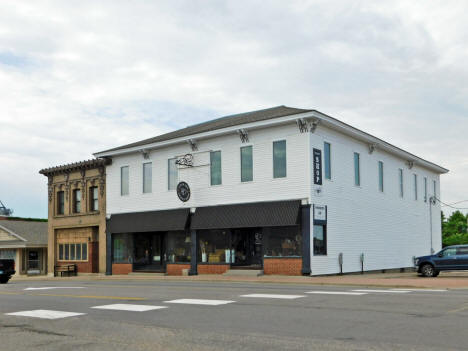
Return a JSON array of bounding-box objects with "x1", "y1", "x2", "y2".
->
[
  {"x1": 313, "y1": 204, "x2": 327, "y2": 223},
  {"x1": 176, "y1": 182, "x2": 191, "y2": 202},
  {"x1": 313, "y1": 148, "x2": 322, "y2": 185}
]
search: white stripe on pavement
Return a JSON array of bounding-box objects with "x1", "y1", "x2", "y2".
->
[
  {"x1": 391, "y1": 289, "x2": 447, "y2": 292},
  {"x1": 240, "y1": 294, "x2": 305, "y2": 299},
  {"x1": 24, "y1": 287, "x2": 85, "y2": 291},
  {"x1": 5, "y1": 310, "x2": 85, "y2": 320},
  {"x1": 164, "y1": 299, "x2": 235, "y2": 306},
  {"x1": 352, "y1": 289, "x2": 411, "y2": 293},
  {"x1": 91, "y1": 304, "x2": 168, "y2": 312},
  {"x1": 306, "y1": 291, "x2": 367, "y2": 296}
]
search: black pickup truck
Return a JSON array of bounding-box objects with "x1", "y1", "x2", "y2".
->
[{"x1": 0, "y1": 259, "x2": 15, "y2": 284}]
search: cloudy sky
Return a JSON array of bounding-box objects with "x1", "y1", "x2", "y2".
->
[{"x1": 1, "y1": 1, "x2": 467, "y2": 218}]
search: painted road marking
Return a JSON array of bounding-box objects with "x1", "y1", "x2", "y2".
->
[
  {"x1": 91, "y1": 304, "x2": 168, "y2": 312},
  {"x1": 31, "y1": 293, "x2": 146, "y2": 300},
  {"x1": 24, "y1": 287, "x2": 85, "y2": 291},
  {"x1": 240, "y1": 294, "x2": 305, "y2": 299},
  {"x1": 352, "y1": 289, "x2": 411, "y2": 294},
  {"x1": 5, "y1": 310, "x2": 85, "y2": 320},
  {"x1": 164, "y1": 299, "x2": 235, "y2": 306},
  {"x1": 391, "y1": 289, "x2": 447, "y2": 292},
  {"x1": 306, "y1": 291, "x2": 367, "y2": 296}
]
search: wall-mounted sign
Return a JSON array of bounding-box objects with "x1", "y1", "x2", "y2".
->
[
  {"x1": 175, "y1": 154, "x2": 194, "y2": 167},
  {"x1": 313, "y1": 148, "x2": 322, "y2": 185},
  {"x1": 176, "y1": 181, "x2": 191, "y2": 202},
  {"x1": 313, "y1": 204, "x2": 327, "y2": 223}
]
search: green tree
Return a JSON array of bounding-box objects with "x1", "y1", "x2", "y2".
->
[{"x1": 441, "y1": 211, "x2": 468, "y2": 246}]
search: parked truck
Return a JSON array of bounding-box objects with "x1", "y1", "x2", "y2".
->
[{"x1": 0, "y1": 259, "x2": 15, "y2": 284}]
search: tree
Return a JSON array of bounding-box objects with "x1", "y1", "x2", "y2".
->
[{"x1": 441, "y1": 211, "x2": 468, "y2": 247}]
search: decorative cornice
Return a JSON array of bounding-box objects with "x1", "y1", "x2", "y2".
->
[{"x1": 39, "y1": 158, "x2": 111, "y2": 177}]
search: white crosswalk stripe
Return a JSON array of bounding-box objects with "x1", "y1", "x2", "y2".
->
[
  {"x1": 164, "y1": 299, "x2": 235, "y2": 305},
  {"x1": 306, "y1": 291, "x2": 367, "y2": 296},
  {"x1": 91, "y1": 304, "x2": 168, "y2": 312},
  {"x1": 24, "y1": 287, "x2": 85, "y2": 291},
  {"x1": 352, "y1": 289, "x2": 411, "y2": 293},
  {"x1": 240, "y1": 294, "x2": 305, "y2": 299},
  {"x1": 391, "y1": 288, "x2": 447, "y2": 292},
  {"x1": 5, "y1": 310, "x2": 85, "y2": 320}
]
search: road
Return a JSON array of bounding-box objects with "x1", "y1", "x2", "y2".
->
[{"x1": 1, "y1": 279, "x2": 467, "y2": 350}]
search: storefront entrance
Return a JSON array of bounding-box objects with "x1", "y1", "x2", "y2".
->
[
  {"x1": 231, "y1": 228, "x2": 263, "y2": 268},
  {"x1": 133, "y1": 233, "x2": 165, "y2": 272}
]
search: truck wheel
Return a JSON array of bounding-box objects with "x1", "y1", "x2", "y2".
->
[
  {"x1": 0, "y1": 276, "x2": 10, "y2": 284},
  {"x1": 421, "y1": 264, "x2": 436, "y2": 277}
]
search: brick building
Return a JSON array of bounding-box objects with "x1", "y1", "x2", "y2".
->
[{"x1": 39, "y1": 159, "x2": 110, "y2": 275}]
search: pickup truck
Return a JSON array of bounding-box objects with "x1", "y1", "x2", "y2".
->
[
  {"x1": 0, "y1": 259, "x2": 15, "y2": 284},
  {"x1": 415, "y1": 245, "x2": 468, "y2": 277}
]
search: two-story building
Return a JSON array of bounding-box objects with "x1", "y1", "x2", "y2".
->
[
  {"x1": 94, "y1": 106, "x2": 448, "y2": 276},
  {"x1": 39, "y1": 159, "x2": 110, "y2": 275}
]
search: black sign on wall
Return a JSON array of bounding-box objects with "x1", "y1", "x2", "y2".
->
[{"x1": 313, "y1": 148, "x2": 322, "y2": 185}]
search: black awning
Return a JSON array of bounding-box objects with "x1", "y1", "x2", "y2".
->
[
  {"x1": 108, "y1": 208, "x2": 190, "y2": 233},
  {"x1": 190, "y1": 200, "x2": 301, "y2": 230}
]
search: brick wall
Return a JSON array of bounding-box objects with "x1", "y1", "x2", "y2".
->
[
  {"x1": 58, "y1": 241, "x2": 99, "y2": 273},
  {"x1": 198, "y1": 264, "x2": 230, "y2": 274},
  {"x1": 112, "y1": 263, "x2": 132, "y2": 275},
  {"x1": 263, "y1": 258, "x2": 302, "y2": 276},
  {"x1": 166, "y1": 263, "x2": 191, "y2": 276}
]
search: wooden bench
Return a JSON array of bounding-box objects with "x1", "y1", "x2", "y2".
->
[{"x1": 54, "y1": 264, "x2": 77, "y2": 277}]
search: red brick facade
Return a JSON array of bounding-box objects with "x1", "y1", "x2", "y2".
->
[
  {"x1": 263, "y1": 258, "x2": 302, "y2": 276},
  {"x1": 112, "y1": 263, "x2": 133, "y2": 275},
  {"x1": 59, "y1": 242, "x2": 99, "y2": 273},
  {"x1": 198, "y1": 264, "x2": 230, "y2": 274},
  {"x1": 166, "y1": 263, "x2": 191, "y2": 276}
]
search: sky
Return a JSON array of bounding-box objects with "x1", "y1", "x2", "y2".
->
[{"x1": 0, "y1": 1, "x2": 467, "y2": 218}]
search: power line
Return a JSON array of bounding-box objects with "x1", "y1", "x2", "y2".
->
[{"x1": 434, "y1": 197, "x2": 468, "y2": 210}]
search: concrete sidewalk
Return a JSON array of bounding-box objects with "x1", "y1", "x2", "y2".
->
[{"x1": 10, "y1": 271, "x2": 468, "y2": 289}]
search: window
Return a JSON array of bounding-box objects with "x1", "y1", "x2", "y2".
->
[
  {"x1": 424, "y1": 177, "x2": 428, "y2": 202},
  {"x1": 121, "y1": 166, "x2": 129, "y2": 195},
  {"x1": 57, "y1": 191, "x2": 65, "y2": 215},
  {"x1": 168, "y1": 158, "x2": 178, "y2": 190},
  {"x1": 433, "y1": 180, "x2": 437, "y2": 199},
  {"x1": 166, "y1": 231, "x2": 191, "y2": 263},
  {"x1": 210, "y1": 151, "x2": 222, "y2": 185},
  {"x1": 240, "y1": 146, "x2": 253, "y2": 182},
  {"x1": 378, "y1": 161, "x2": 384, "y2": 192},
  {"x1": 399, "y1": 169, "x2": 404, "y2": 198},
  {"x1": 73, "y1": 189, "x2": 81, "y2": 213},
  {"x1": 457, "y1": 247, "x2": 468, "y2": 255},
  {"x1": 263, "y1": 226, "x2": 301, "y2": 257},
  {"x1": 90, "y1": 187, "x2": 98, "y2": 211},
  {"x1": 313, "y1": 224, "x2": 327, "y2": 255},
  {"x1": 198, "y1": 229, "x2": 229, "y2": 263},
  {"x1": 354, "y1": 152, "x2": 360, "y2": 186},
  {"x1": 324, "y1": 142, "x2": 331, "y2": 179},
  {"x1": 441, "y1": 248, "x2": 456, "y2": 257},
  {"x1": 58, "y1": 243, "x2": 88, "y2": 262},
  {"x1": 273, "y1": 140, "x2": 286, "y2": 178},
  {"x1": 143, "y1": 162, "x2": 152, "y2": 193},
  {"x1": 414, "y1": 174, "x2": 418, "y2": 200},
  {"x1": 112, "y1": 233, "x2": 134, "y2": 263}
]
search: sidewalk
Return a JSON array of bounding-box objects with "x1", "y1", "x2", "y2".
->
[{"x1": 11, "y1": 271, "x2": 468, "y2": 289}]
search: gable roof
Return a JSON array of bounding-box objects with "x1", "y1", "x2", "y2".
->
[{"x1": 0, "y1": 220, "x2": 48, "y2": 247}]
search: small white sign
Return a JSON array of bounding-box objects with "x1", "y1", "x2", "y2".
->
[{"x1": 314, "y1": 205, "x2": 326, "y2": 221}]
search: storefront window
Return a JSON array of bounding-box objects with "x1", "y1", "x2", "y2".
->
[
  {"x1": 313, "y1": 224, "x2": 327, "y2": 255},
  {"x1": 198, "y1": 229, "x2": 230, "y2": 263},
  {"x1": 263, "y1": 226, "x2": 301, "y2": 257},
  {"x1": 166, "y1": 231, "x2": 190, "y2": 263},
  {"x1": 113, "y1": 233, "x2": 134, "y2": 263}
]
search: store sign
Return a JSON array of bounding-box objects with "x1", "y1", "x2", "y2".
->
[
  {"x1": 176, "y1": 181, "x2": 191, "y2": 202},
  {"x1": 175, "y1": 154, "x2": 194, "y2": 167},
  {"x1": 313, "y1": 148, "x2": 322, "y2": 185},
  {"x1": 313, "y1": 204, "x2": 327, "y2": 222}
]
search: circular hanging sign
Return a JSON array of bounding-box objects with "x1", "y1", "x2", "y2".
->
[{"x1": 176, "y1": 181, "x2": 191, "y2": 202}]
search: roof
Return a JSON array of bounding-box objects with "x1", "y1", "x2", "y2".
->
[
  {"x1": 0, "y1": 220, "x2": 48, "y2": 247},
  {"x1": 39, "y1": 158, "x2": 111, "y2": 177},
  {"x1": 98, "y1": 106, "x2": 310, "y2": 154}
]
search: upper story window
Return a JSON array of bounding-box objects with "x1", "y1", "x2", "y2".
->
[
  {"x1": 378, "y1": 161, "x2": 384, "y2": 192},
  {"x1": 240, "y1": 146, "x2": 253, "y2": 182},
  {"x1": 168, "y1": 158, "x2": 178, "y2": 190},
  {"x1": 210, "y1": 151, "x2": 222, "y2": 185},
  {"x1": 324, "y1": 142, "x2": 331, "y2": 180},
  {"x1": 73, "y1": 189, "x2": 81, "y2": 213},
  {"x1": 143, "y1": 162, "x2": 152, "y2": 193},
  {"x1": 354, "y1": 152, "x2": 360, "y2": 186},
  {"x1": 273, "y1": 140, "x2": 286, "y2": 178},
  {"x1": 433, "y1": 180, "x2": 437, "y2": 199},
  {"x1": 57, "y1": 191, "x2": 65, "y2": 215},
  {"x1": 121, "y1": 166, "x2": 129, "y2": 196},
  {"x1": 90, "y1": 186, "x2": 98, "y2": 211},
  {"x1": 424, "y1": 177, "x2": 428, "y2": 202},
  {"x1": 399, "y1": 169, "x2": 404, "y2": 198},
  {"x1": 413, "y1": 174, "x2": 418, "y2": 200}
]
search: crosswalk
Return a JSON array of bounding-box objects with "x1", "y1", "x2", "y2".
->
[{"x1": 3, "y1": 287, "x2": 447, "y2": 320}]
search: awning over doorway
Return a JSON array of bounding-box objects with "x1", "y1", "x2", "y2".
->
[
  {"x1": 108, "y1": 209, "x2": 190, "y2": 233},
  {"x1": 190, "y1": 200, "x2": 301, "y2": 230}
]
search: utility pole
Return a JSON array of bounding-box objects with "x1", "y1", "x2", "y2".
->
[{"x1": 429, "y1": 196, "x2": 435, "y2": 254}]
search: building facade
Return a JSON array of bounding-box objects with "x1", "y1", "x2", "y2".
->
[
  {"x1": 95, "y1": 106, "x2": 447, "y2": 276},
  {"x1": 0, "y1": 218, "x2": 48, "y2": 275},
  {"x1": 39, "y1": 159, "x2": 110, "y2": 275}
]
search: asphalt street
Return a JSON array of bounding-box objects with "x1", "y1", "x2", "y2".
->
[{"x1": 1, "y1": 279, "x2": 467, "y2": 351}]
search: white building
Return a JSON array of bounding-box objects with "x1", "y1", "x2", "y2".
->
[{"x1": 95, "y1": 106, "x2": 447, "y2": 276}]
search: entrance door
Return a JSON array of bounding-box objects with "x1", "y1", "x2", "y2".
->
[
  {"x1": 231, "y1": 229, "x2": 262, "y2": 268},
  {"x1": 133, "y1": 233, "x2": 165, "y2": 272}
]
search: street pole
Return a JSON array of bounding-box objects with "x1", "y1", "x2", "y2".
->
[{"x1": 429, "y1": 196, "x2": 434, "y2": 254}]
